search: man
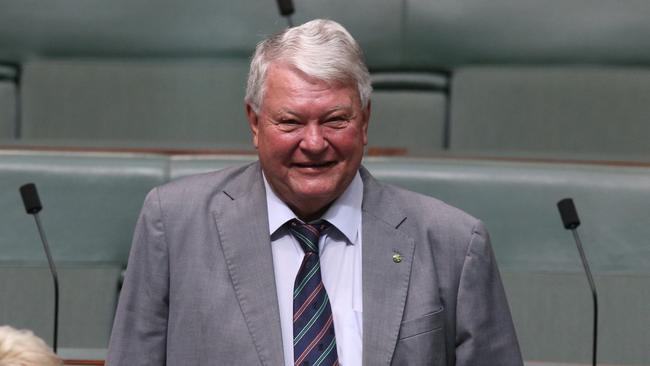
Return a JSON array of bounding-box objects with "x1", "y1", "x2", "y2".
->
[{"x1": 107, "y1": 19, "x2": 523, "y2": 366}]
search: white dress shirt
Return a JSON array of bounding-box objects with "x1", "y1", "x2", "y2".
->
[{"x1": 264, "y1": 172, "x2": 363, "y2": 366}]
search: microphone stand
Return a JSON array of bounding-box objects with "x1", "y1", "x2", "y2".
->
[
  {"x1": 20, "y1": 183, "x2": 59, "y2": 353},
  {"x1": 33, "y1": 213, "x2": 60, "y2": 353},
  {"x1": 571, "y1": 229, "x2": 598, "y2": 366},
  {"x1": 557, "y1": 198, "x2": 598, "y2": 366}
]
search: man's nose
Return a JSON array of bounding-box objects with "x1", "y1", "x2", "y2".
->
[{"x1": 299, "y1": 123, "x2": 328, "y2": 154}]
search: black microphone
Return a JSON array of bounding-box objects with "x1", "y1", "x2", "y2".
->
[
  {"x1": 556, "y1": 198, "x2": 598, "y2": 366},
  {"x1": 19, "y1": 183, "x2": 59, "y2": 353},
  {"x1": 558, "y1": 198, "x2": 580, "y2": 229},
  {"x1": 276, "y1": 0, "x2": 295, "y2": 27},
  {"x1": 20, "y1": 183, "x2": 43, "y2": 214}
]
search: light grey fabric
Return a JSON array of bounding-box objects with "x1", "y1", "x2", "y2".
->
[
  {"x1": 449, "y1": 67, "x2": 650, "y2": 159},
  {"x1": 107, "y1": 162, "x2": 522, "y2": 365}
]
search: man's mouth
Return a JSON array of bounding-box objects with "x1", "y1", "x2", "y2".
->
[{"x1": 293, "y1": 161, "x2": 336, "y2": 169}]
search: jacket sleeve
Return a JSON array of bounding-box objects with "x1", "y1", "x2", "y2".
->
[
  {"x1": 106, "y1": 187, "x2": 169, "y2": 366},
  {"x1": 454, "y1": 221, "x2": 524, "y2": 366}
]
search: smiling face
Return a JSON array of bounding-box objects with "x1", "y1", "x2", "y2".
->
[{"x1": 246, "y1": 63, "x2": 370, "y2": 221}]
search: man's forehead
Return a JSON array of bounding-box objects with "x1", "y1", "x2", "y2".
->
[{"x1": 266, "y1": 62, "x2": 357, "y2": 92}]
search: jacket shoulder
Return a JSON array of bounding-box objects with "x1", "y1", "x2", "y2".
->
[{"x1": 141, "y1": 162, "x2": 260, "y2": 215}]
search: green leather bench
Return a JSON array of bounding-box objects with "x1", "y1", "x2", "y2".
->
[
  {"x1": 0, "y1": 150, "x2": 168, "y2": 348},
  {"x1": 19, "y1": 60, "x2": 254, "y2": 151},
  {"x1": 449, "y1": 67, "x2": 650, "y2": 161}
]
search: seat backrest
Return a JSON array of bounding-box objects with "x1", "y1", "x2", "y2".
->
[
  {"x1": 0, "y1": 151, "x2": 168, "y2": 266},
  {"x1": 369, "y1": 73, "x2": 449, "y2": 154},
  {"x1": 20, "y1": 60, "x2": 253, "y2": 150},
  {"x1": 449, "y1": 67, "x2": 650, "y2": 160}
]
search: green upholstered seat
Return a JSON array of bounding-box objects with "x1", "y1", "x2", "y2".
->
[
  {"x1": 449, "y1": 67, "x2": 650, "y2": 161},
  {"x1": 369, "y1": 73, "x2": 449, "y2": 154},
  {"x1": 0, "y1": 151, "x2": 168, "y2": 263},
  {"x1": 403, "y1": 0, "x2": 650, "y2": 68},
  {"x1": 0, "y1": 151, "x2": 167, "y2": 347},
  {"x1": 3, "y1": 0, "x2": 650, "y2": 68},
  {"x1": 20, "y1": 60, "x2": 253, "y2": 150}
]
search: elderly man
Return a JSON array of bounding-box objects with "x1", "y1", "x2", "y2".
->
[{"x1": 107, "y1": 19, "x2": 522, "y2": 366}]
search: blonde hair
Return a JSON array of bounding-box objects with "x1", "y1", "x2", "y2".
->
[
  {"x1": 245, "y1": 19, "x2": 372, "y2": 113},
  {"x1": 0, "y1": 326, "x2": 62, "y2": 366}
]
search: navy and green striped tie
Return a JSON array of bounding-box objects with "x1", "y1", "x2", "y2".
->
[{"x1": 289, "y1": 219, "x2": 339, "y2": 366}]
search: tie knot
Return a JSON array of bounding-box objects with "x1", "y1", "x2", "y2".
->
[{"x1": 288, "y1": 219, "x2": 329, "y2": 254}]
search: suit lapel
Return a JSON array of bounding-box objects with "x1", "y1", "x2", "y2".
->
[
  {"x1": 361, "y1": 168, "x2": 415, "y2": 366},
  {"x1": 212, "y1": 163, "x2": 285, "y2": 366}
]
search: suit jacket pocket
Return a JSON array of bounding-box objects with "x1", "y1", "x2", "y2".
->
[{"x1": 392, "y1": 308, "x2": 446, "y2": 366}]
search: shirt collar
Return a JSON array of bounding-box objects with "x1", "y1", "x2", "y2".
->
[{"x1": 264, "y1": 171, "x2": 363, "y2": 244}]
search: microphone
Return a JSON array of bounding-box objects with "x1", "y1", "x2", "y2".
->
[
  {"x1": 275, "y1": 0, "x2": 295, "y2": 27},
  {"x1": 556, "y1": 198, "x2": 598, "y2": 366},
  {"x1": 19, "y1": 183, "x2": 59, "y2": 353},
  {"x1": 557, "y1": 198, "x2": 580, "y2": 229}
]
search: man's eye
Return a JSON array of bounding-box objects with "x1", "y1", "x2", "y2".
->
[
  {"x1": 324, "y1": 117, "x2": 350, "y2": 128},
  {"x1": 276, "y1": 119, "x2": 302, "y2": 131}
]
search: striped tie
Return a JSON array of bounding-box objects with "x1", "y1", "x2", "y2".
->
[{"x1": 289, "y1": 219, "x2": 339, "y2": 366}]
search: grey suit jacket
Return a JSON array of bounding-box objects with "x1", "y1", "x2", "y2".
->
[{"x1": 107, "y1": 162, "x2": 523, "y2": 366}]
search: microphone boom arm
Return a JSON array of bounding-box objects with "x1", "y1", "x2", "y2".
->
[
  {"x1": 20, "y1": 183, "x2": 59, "y2": 353},
  {"x1": 571, "y1": 229, "x2": 598, "y2": 366},
  {"x1": 557, "y1": 198, "x2": 598, "y2": 366},
  {"x1": 33, "y1": 213, "x2": 59, "y2": 353}
]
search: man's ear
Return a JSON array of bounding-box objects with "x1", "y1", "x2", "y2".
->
[
  {"x1": 361, "y1": 100, "x2": 371, "y2": 145},
  {"x1": 245, "y1": 103, "x2": 260, "y2": 148}
]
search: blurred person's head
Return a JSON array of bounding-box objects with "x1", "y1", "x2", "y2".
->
[{"x1": 0, "y1": 326, "x2": 62, "y2": 366}]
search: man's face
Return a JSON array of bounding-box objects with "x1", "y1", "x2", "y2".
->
[{"x1": 246, "y1": 63, "x2": 370, "y2": 221}]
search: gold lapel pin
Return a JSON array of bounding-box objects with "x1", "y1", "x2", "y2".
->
[{"x1": 392, "y1": 252, "x2": 403, "y2": 263}]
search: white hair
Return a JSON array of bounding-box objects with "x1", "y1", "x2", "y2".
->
[
  {"x1": 0, "y1": 326, "x2": 62, "y2": 366},
  {"x1": 245, "y1": 19, "x2": 372, "y2": 112}
]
